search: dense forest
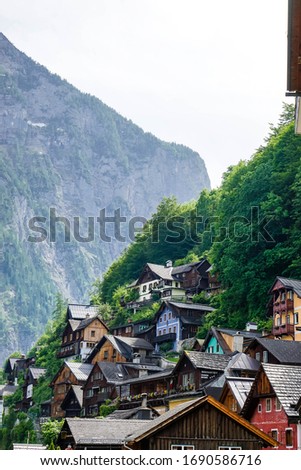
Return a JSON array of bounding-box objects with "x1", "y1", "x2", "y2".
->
[{"x1": 94, "y1": 103, "x2": 301, "y2": 331}]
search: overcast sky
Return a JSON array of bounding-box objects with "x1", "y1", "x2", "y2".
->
[{"x1": 1, "y1": 0, "x2": 292, "y2": 189}]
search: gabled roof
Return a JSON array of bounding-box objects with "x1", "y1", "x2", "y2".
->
[
  {"x1": 86, "y1": 334, "x2": 154, "y2": 362},
  {"x1": 63, "y1": 418, "x2": 150, "y2": 446},
  {"x1": 29, "y1": 367, "x2": 46, "y2": 380},
  {"x1": 226, "y1": 352, "x2": 260, "y2": 375},
  {"x1": 222, "y1": 377, "x2": 255, "y2": 410},
  {"x1": 67, "y1": 304, "x2": 100, "y2": 320},
  {"x1": 172, "y1": 259, "x2": 209, "y2": 275},
  {"x1": 202, "y1": 326, "x2": 262, "y2": 355},
  {"x1": 242, "y1": 363, "x2": 301, "y2": 418},
  {"x1": 173, "y1": 350, "x2": 230, "y2": 374},
  {"x1": 116, "y1": 368, "x2": 174, "y2": 386},
  {"x1": 126, "y1": 395, "x2": 278, "y2": 448},
  {"x1": 94, "y1": 361, "x2": 131, "y2": 383},
  {"x1": 245, "y1": 338, "x2": 301, "y2": 364},
  {"x1": 61, "y1": 385, "x2": 83, "y2": 410},
  {"x1": 66, "y1": 362, "x2": 94, "y2": 381},
  {"x1": 51, "y1": 361, "x2": 93, "y2": 385},
  {"x1": 75, "y1": 314, "x2": 108, "y2": 332},
  {"x1": 168, "y1": 301, "x2": 215, "y2": 312},
  {"x1": 269, "y1": 276, "x2": 301, "y2": 297}
]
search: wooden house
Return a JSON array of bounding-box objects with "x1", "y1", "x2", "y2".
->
[
  {"x1": 202, "y1": 326, "x2": 262, "y2": 355},
  {"x1": 268, "y1": 276, "x2": 301, "y2": 341},
  {"x1": 241, "y1": 363, "x2": 301, "y2": 449},
  {"x1": 126, "y1": 395, "x2": 278, "y2": 450},
  {"x1": 50, "y1": 361, "x2": 93, "y2": 418},
  {"x1": 86, "y1": 334, "x2": 156, "y2": 365},
  {"x1": 60, "y1": 385, "x2": 83, "y2": 418},
  {"x1": 244, "y1": 337, "x2": 301, "y2": 365},
  {"x1": 20, "y1": 366, "x2": 46, "y2": 411},
  {"x1": 110, "y1": 318, "x2": 152, "y2": 338},
  {"x1": 152, "y1": 301, "x2": 215, "y2": 352},
  {"x1": 58, "y1": 314, "x2": 108, "y2": 361}
]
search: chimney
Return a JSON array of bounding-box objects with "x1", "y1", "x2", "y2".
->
[
  {"x1": 165, "y1": 260, "x2": 172, "y2": 268},
  {"x1": 133, "y1": 353, "x2": 141, "y2": 364},
  {"x1": 135, "y1": 393, "x2": 152, "y2": 420},
  {"x1": 233, "y1": 333, "x2": 244, "y2": 352}
]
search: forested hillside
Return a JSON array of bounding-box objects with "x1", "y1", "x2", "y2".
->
[{"x1": 96, "y1": 104, "x2": 301, "y2": 330}]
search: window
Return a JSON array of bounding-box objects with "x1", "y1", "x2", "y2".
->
[
  {"x1": 164, "y1": 314, "x2": 167, "y2": 321},
  {"x1": 271, "y1": 429, "x2": 278, "y2": 442},
  {"x1": 263, "y1": 351, "x2": 268, "y2": 363},
  {"x1": 86, "y1": 389, "x2": 93, "y2": 398},
  {"x1": 285, "y1": 428, "x2": 293, "y2": 448},
  {"x1": 159, "y1": 317, "x2": 163, "y2": 323},
  {"x1": 275, "y1": 397, "x2": 281, "y2": 411},
  {"x1": 281, "y1": 292, "x2": 286, "y2": 302},
  {"x1": 216, "y1": 344, "x2": 220, "y2": 353},
  {"x1": 288, "y1": 290, "x2": 293, "y2": 300},
  {"x1": 294, "y1": 312, "x2": 299, "y2": 325},
  {"x1": 258, "y1": 403, "x2": 262, "y2": 413},
  {"x1": 173, "y1": 326, "x2": 176, "y2": 333},
  {"x1": 219, "y1": 446, "x2": 242, "y2": 450},
  {"x1": 255, "y1": 352, "x2": 261, "y2": 361},
  {"x1": 266, "y1": 398, "x2": 271, "y2": 412},
  {"x1": 103, "y1": 350, "x2": 108, "y2": 359},
  {"x1": 168, "y1": 312, "x2": 172, "y2": 319},
  {"x1": 142, "y1": 285, "x2": 147, "y2": 292},
  {"x1": 91, "y1": 330, "x2": 95, "y2": 337},
  {"x1": 171, "y1": 445, "x2": 194, "y2": 450}
]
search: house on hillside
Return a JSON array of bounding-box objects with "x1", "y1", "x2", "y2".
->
[
  {"x1": 86, "y1": 334, "x2": 157, "y2": 365},
  {"x1": 268, "y1": 276, "x2": 301, "y2": 341},
  {"x1": 219, "y1": 377, "x2": 255, "y2": 413},
  {"x1": 126, "y1": 395, "x2": 278, "y2": 450},
  {"x1": 50, "y1": 361, "x2": 93, "y2": 418},
  {"x1": 244, "y1": 337, "x2": 301, "y2": 365},
  {"x1": 202, "y1": 325, "x2": 262, "y2": 355},
  {"x1": 58, "y1": 314, "x2": 108, "y2": 361},
  {"x1": 18, "y1": 366, "x2": 46, "y2": 412},
  {"x1": 60, "y1": 385, "x2": 83, "y2": 418},
  {"x1": 110, "y1": 318, "x2": 152, "y2": 338},
  {"x1": 241, "y1": 363, "x2": 301, "y2": 449},
  {"x1": 128, "y1": 259, "x2": 211, "y2": 303},
  {"x1": 152, "y1": 300, "x2": 215, "y2": 352},
  {"x1": 57, "y1": 395, "x2": 277, "y2": 450}
]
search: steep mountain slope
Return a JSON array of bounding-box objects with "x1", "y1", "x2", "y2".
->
[{"x1": 0, "y1": 33, "x2": 210, "y2": 363}]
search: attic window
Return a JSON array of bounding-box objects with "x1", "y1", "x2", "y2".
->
[{"x1": 91, "y1": 330, "x2": 96, "y2": 337}]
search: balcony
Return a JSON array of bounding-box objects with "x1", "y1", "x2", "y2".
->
[
  {"x1": 272, "y1": 323, "x2": 295, "y2": 337},
  {"x1": 57, "y1": 343, "x2": 79, "y2": 358},
  {"x1": 154, "y1": 332, "x2": 176, "y2": 344}
]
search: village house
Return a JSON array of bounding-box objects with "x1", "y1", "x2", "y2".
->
[
  {"x1": 153, "y1": 300, "x2": 215, "y2": 352},
  {"x1": 202, "y1": 325, "x2": 262, "y2": 355},
  {"x1": 268, "y1": 276, "x2": 301, "y2": 341},
  {"x1": 18, "y1": 366, "x2": 46, "y2": 412},
  {"x1": 58, "y1": 314, "x2": 109, "y2": 361},
  {"x1": 241, "y1": 363, "x2": 301, "y2": 450},
  {"x1": 126, "y1": 395, "x2": 278, "y2": 450},
  {"x1": 60, "y1": 385, "x2": 83, "y2": 418},
  {"x1": 128, "y1": 259, "x2": 211, "y2": 303},
  {"x1": 219, "y1": 377, "x2": 255, "y2": 414},
  {"x1": 110, "y1": 318, "x2": 152, "y2": 338},
  {"x1": 86, "y1": 334, "x2": 157, "y2": 365},
  {"x1": 57, "y1": 395, "x2": 277, "y2": 450},
  {"x1": 244, "y1": 337, "x2": 301, "y2": 365},
  {"x1": 50, "y1": 361, "x2": 93, "y2": 418},
  {"x1": 4, "y1": 355, "x2": 35, "y2": 386}
]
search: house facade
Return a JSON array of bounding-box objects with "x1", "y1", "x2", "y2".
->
[
  {"x1": 202, "y1": 326, "x2": 262, "y2": 355},
  {"x1": 269, "y1": 276, "x2": 301, "y2": 341},
  {"x1": 58, "y1": 315, "x2": 109, "y2": 361},
  {"x1": 241, "y1": 363, "x2": 301, "y2": 450},
  {"x1": 153, "y1": 301, "x2": 215, "y2": 351}
]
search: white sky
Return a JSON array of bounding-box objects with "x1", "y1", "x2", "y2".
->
[{"x1": 1, "y1": 0, "x2": 292, "y2": 189}]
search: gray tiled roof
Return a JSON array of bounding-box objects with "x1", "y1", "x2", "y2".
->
[
  {"x1": 65, "y1": 418, "x2": 150, "y2": 445},
  {"x1": 29, "y1": 367, "x2": 46, "y2": 380},
  {"x1": 274, "y1": 276, "x2": 301, "y2": 297},
  {"x1": 96, "y1": 362, "x2": 131, "y2": 383},
  {"x1": 169, "y1": 301, "x2": 215, "y2": 312},
  {"x1": 185, "y1": 351, "x2": 231, "y2": 371},
  {"x1": 262, "y1": 363, "x2": 301, "y2": 416},
  {"x1": 250, "y1": 338, "x2": 301, "y2": 364},
  {"x1": 225, "y1": 377, "x2": 255, "y2": 410},
  {"x1": 67, "y1": 304, "x2": 100, "y2": 320},
  {"x1": 65, "y1": 362, "x2": 93, "y2": 381},
  {"x1": 146, "y1": 263, "x2": 174, "y2": 280},
  {"x1": 172, "y1": 261, "x2": 204, "y2": 274},
  {"x1": 226, "y1": 352, "x2": 260, "y2": 374},
  {"x1": 116, "y1": 368, "x2": 174, "y2": 386}
]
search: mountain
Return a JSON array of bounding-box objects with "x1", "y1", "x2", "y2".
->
[{"x1": 0, "y1": 33, "x2": 210, "y2": 364}]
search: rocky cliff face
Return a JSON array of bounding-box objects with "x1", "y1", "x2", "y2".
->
[{"x1": 0, "y1": 33, "x2": 210, "y2": 363}]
